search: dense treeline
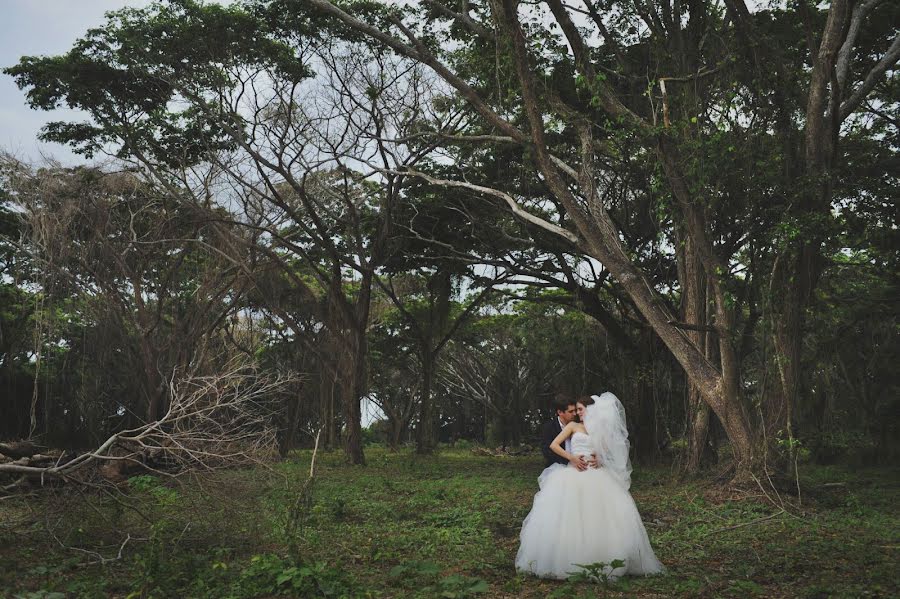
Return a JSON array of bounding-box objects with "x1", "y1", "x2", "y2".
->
[{"x1": 1, "y1": 0, "x2": 897, "y2": 482}]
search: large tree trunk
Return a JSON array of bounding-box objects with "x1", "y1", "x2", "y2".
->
[
  {"x1": 279, "y1": 389, "x2": 303, "y2": 458},
  {"x1": 389, "y1": 415, "x2": 405, "y2": 451},
  {"x1": 576, "y1": 217, "x2": 755, "y2": 477},
  {"x1": 415, "y1": 270, "x2": 452, "y2": 454},
  {"x1": 766, "y1": 13, "x2": 842, "y2": 468},
  {"x1": 324, "y1": 265, "x2": 375, "y2": 466},
  {"x1": 679, "y1": 233, "x2": 714, "y2": 472},
  {"x1": 415, "y1": 352, "x2": 437, "y2": 453},
  {"x1": 320, "y1": 367, "x2": 337, "y2": 450},
  {"x1": 769, "y1": 239, "x2": 821, "y2": 471},
  {"x1": 342, "y1": 329, "x2": 367, "y2": 465}
]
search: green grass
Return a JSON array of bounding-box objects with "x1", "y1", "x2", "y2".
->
[{"x1": 1, "y1": 447, "x2": 897, "y2": 598}]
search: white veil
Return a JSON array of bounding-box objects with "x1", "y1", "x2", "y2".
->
[{"x1": 583, "y1": 392, "x2": 632, "y2": 490}]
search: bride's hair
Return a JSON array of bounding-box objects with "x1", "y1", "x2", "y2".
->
[{"x1": 575, "y1": 395, "x2": 595, "y2": 406}]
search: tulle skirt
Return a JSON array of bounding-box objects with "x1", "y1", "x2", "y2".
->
[{"x1": 515, "y1": 463, "x2": 664, "y2": 579}]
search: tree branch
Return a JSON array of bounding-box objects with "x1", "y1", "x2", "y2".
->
[
  {"x1": 838, "y1": 32, "x2": 900, "y2": 121},
  {"x1": 395, "y1": 166, "x2": 581, "y2": 243},
  {"x1": 835, "y1": 0, "x2": 885, "y2": 92},
  {"x1": 306, "y1": 0, "x2": 528, "y2": 143},
  {"x1": 423, "y1": 0, "x2": 493, "y2": 38}
]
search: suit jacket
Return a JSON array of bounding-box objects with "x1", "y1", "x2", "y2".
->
[{"x1": 541, "y1": 419, "x2": 568, "y2": 467}]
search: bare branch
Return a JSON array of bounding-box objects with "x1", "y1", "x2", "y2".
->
[
  {"x1": 396, "y1": 166, "x2": 580, "y2": 243},
  {"x1": 835, "y1": 0, "x2": 886, "y2": 92},
  {"x1": 0, "y1": 359, "x2": 293, "y2": 487},
  {"x1": 423, "y1": 0, "x2": 493, "y2": 38},
  {"x1": 839, "y1": 32, "x2": 900, "y2": 121},
  {"x1": 306, "y1": 0, "x2": 529, "y2": 143}
]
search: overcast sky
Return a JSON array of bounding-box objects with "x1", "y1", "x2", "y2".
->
[{"x1": 1, "y1": 0, "x2": 153, "y2": 164}]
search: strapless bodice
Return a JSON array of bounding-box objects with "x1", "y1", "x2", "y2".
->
[{"x1": 571, "y1": 431, "x2": 593, "y2": 456}]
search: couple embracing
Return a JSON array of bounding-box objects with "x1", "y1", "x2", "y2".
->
[{"x1": 515, "y1": 392, "x2": 664, "y2": 580}]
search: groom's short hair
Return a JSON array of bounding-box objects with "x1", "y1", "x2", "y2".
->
[{"x1": 553, "y1": 392, "x2": 575, "y2": 414}]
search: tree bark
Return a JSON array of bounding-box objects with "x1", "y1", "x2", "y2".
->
[
  {"x1": 389, "y1": 416, "x2": 405, "y2": 450},
  {"x1": 342, "y1": 327, "x2": 367, "y2": 465},
  {"x1": 279, "y1": 389, "x2": 304, "y2": 458},
  {"x1": 765, "y1": 0, "x2": 851, "y2": 468},
  {"x1": 680, "y1": 233, "x2": 714, "y2": 472},
  {"x1": 416, "y1": 351, "x2": 437, "y2": 453}
]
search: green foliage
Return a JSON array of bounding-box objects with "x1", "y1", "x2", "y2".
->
[
  {"x1": 568, "y1": 559, "x2": 627, "y2": 589},
  {"x1": 127, "y1": 475, "x2": 180, "y2": 507},
  {"x1": 434, "y1": 574, "x2": 490, "y2": 598},
  {"x1": 4, "y1": 1, "x2": 316, "y2": 164},
  {"x1": 389, "y1": 560, "x2": 489, "y2": 597},
  {"x1": 236, "y1": 554, "x2": 351, "y2": 598},
  {"x1": 329, "y1": 497, "x2": 348, "y2": 521},
  {"x1": 388, "y1": 560, "x2": 442, "y2": 578}
]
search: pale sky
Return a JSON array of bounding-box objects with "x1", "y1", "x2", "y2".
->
[{"x1": 1, "y1": 0, "x2": 153, "y2": 164}]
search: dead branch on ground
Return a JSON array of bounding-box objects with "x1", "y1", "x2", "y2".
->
[{"x1": 1, "y1": 359, "x2": 295, "y2": 494}]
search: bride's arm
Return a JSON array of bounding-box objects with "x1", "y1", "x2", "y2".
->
[{"x1": 550, "y1": 423, "x2": 587, "y2": 469}]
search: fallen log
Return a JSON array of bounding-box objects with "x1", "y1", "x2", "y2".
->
[{"x1": 0, "y1": 441, "x2": 45, "y2": 459}]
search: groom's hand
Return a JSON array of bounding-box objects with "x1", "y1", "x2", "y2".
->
[{"x1": 587, "y1": 454, "x2": 600, "y2": 469}]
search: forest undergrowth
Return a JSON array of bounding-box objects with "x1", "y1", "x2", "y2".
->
[{"x1": 1, "y1": 447, "x2": 896, "y2": 598}]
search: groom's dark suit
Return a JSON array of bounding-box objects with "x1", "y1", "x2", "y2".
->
[{"x1": 541, "y1": 418, "x2": 569, "y2": 467}]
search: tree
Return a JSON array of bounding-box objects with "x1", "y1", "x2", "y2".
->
[
  {"x1": 297, "y1": 0, "x2": 898, "y2": 479},
  {"x1": 376, "y1": 268, "x2": 502, "y2": 452},
  {"x1": 0, "y1": 184, "x2": 38, "y2": 440}
]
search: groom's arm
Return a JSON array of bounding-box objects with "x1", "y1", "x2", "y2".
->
[{"x1": 540, "y1": 422, "x2": 557, "y2": 464}]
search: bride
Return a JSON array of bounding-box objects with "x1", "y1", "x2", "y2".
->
[{"x1": 515, "y1": 393, "x2": 664, "y2": 579}]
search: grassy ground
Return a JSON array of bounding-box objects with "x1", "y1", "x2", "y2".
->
[{"x1": 1, "y1": 446, "x2": 897, "y2": 598}]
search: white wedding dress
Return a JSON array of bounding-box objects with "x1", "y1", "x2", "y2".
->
[{"x1": 515, "y1": 394, "x2": 664, "y2": 579}]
